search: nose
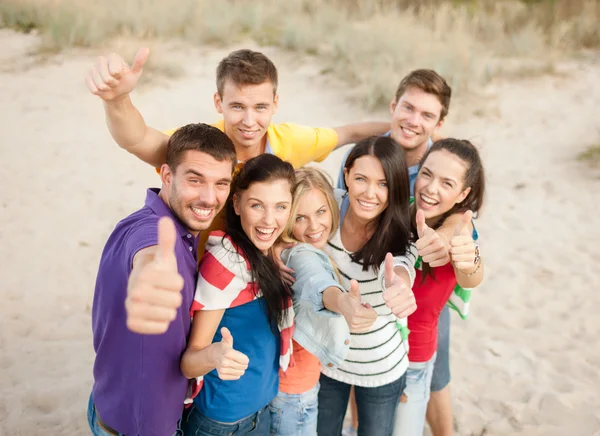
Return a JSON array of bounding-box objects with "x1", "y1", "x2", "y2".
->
[
  {"x1": 307, "y1": 216, "x2": 319, "y2": 231},
  {"x1": 242, "y1": 109, "x2": 255, "y2": 127},
  {"x1": 424, "y1": 180, "x2": 439, "y2": 195},
  {"x1": 407, "y1": 111, "x2": 419, "y2": 126},
  {"x1": 365, "y1": 183, "x2": 376, "y2": 198},
  {"x1": 262, "y1": 207, "x2": 275, "y2": 225},
  {"x1": 198, "y1": 186, "x2": 216, "y2": 206}
]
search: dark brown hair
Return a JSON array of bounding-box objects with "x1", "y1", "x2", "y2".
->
[
  {"x1": 216, "y1": 49, "x2": 278, "y2": 97},
  {"x1": 225, "y1": 154, "x2": 295, "y2": 328},
  {"x1": 343, "y1": 136, "x2": 412, "y2": 271},
  {"x1": 394, "y1": 69, "x2": 452, "y2": 121},
  {"x1": 166, "y1": 123, "x2": 237, "y2": 173},
  {"x1": 412, "y1": 138, "x2": 486, "y2": 280}
]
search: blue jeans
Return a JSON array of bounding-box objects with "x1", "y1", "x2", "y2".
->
[
  {"x1": 182, "y1": 403, "x2": 270, "y2": 436},
  {"x1": 268, "y1": 382, "x2": 319, "y2": 436},
  {"x1": 392, "y1": 353, "x2": 437, "y2": 436},
  {"x1": 87, "y1": 393, "x2": 184, "y2": 436},
  {"x1": 317, "y1": 373, "x2": 406, "y2": 436},
  {"x1": 431, "y1": 305, "x2": 451, "y2": 392}
]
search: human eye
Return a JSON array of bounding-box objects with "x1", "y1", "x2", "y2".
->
[
  {"x1": 251, "y1": 203, "x2": 262, "y2": 209},
  {"x1": 296, "y1": 215, "x2": 305, "y2": 222},
  {"x1": 256, "y1": 105, "x2": 268, "y2": 111},
  {"x1": 316, "y1": 208, "x2": 326, "y2": 215},
  {"x1": 277, "y1": 204, "x2": 288, "y2": 210},
  {"x1": 379, "y1": 182, "x2": 388, "y2": 188},
  {"x1": 355, "y1": 176, "x2": 365, "y2": 182}
]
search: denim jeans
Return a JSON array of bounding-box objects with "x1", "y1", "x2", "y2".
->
[
  {"x1": 268, "y1": 382, "x2": 319, "y2": 436},
  {"x1": 87, "y1": 393, "x2": 184, "y2": 436},
  {"x1": 392, "y1": 353, "x2": 437, "y2": 436},
  {"x1": 431, "y1": 305, "x2": 451, "y2": 391},
  {"x1": 182, "y1": 403, "x2": 270, "y2": 436},
  {"x1": 317, "y1": 373, "x2": 406, "y2": 436}
]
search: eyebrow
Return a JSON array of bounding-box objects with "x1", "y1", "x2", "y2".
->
[
  {"x1": 355, "y1": 172, "x2": 386, "y2": 182},
  {"x1": 422, "y1": 166, "x2": 457, "y2": 183},
  {"x1": 185, "y1": 169, "x2": 232, "y2": 183}
]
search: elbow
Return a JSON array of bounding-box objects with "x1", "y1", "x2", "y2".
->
[{"x1": 180, "y1": 352, "x2": 195, "y2": 379}]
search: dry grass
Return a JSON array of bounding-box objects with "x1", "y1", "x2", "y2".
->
[
  {"x1": 578, "y1": 144, "x2": 600, "y2": 168},
  {"x1": 1, "y1": 0, "x2": 599, "y2": 108}
]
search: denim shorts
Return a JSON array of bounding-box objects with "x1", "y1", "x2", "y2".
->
[
  {"x1": 430, "y1": 305, "x2": 451, "y2": 392},
  {"x1": 392, "y1": 353, "x2": 437, "y2": 436},
  {"x1": 268, "y1": 383, "x2": 319, "y2": 436}
]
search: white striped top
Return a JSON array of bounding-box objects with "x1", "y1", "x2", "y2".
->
[{"x1": 321, "y1": 192, "x2": 417, "y2": 388}]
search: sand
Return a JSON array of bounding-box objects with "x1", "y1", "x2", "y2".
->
[{"x1": 1, "y1": 29, "x2": 599, "y2": 435}]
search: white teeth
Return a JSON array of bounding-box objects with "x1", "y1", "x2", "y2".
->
[
  {"x1": 358, "y1": 200, "x2": 377, "y2": 208},
  {"x1": 307, "y1": 231, "x2": 323, "y2": 240},
  {"x1": 420, "y1": 194, "x2": 438, "y2": 205},
  {"x1": 192, "y1": 207, "x2": 212, "y2": 217},
  {"x1": 401, "y1": 127, "x2": 417, "y2": 137},
  {"x1": 256, "y1": 228, "x2": 275, "y2": 236}
]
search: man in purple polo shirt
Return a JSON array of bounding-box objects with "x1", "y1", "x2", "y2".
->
[{"x1": 88, "y1": 123, "x2": 236, "y2": 436}]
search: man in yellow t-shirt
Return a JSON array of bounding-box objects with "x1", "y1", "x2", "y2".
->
[{"x1": 86, "y1": 48, "x2": 389, "y2": 170}]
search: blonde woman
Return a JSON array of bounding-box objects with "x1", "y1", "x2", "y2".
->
[{"x1": 269, "y1": 168, "x2": 378, "y2": 435}]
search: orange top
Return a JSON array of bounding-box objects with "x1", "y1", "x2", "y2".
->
[{"x1": 278, "y1": 340, "x2": 321, "y2": 394}]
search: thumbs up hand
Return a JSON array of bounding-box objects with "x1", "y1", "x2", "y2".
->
[
  {"x1": 211, "y1": 327, "x2": 250, "y2": 380},
  {"x1": 125, "y1": 217, "x2": 185, "y2": 334},
  {"x1": 415, "y1": 209, "x2": 450, "y2": 267},
  {"x1": 85, "y1": 48, "x2": 149, "y2": 101},
  {"x1": 449, "y1": 210, "x2": 479, "y2": 273},
  {"x1": 338, "y1": 280, "x2": 378, "y2": 333},
  {"x1": 381, "y1": 253, "x2": 417, "y2": 319}
]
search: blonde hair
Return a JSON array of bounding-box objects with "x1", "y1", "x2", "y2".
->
[{"x1": 282, "y1": 167, "x2": 339, "y2": 244}]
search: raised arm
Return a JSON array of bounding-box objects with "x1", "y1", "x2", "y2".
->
[
  {"x1": 85, "y1": 48, "x2": 170, "y2": 167},
  {"x1": 333, "y1": 121, "x2": 390, "y2": 148}
]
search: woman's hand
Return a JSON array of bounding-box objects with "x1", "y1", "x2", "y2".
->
[{"x1": 449, "y1": 211, "x2": 479, "y2": 274}]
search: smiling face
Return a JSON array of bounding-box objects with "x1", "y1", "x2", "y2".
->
[
  {"x1": 414, "y1": 149, "x2": 471, "y2": 223},
  {"x1": 389, "y1": 86, "x2": 444, "y2": 156},
  {"x1": 234, "y1": 179, "x2": 292, "y2": 254},
  {"x1": 344, "y1": 155, "x2": 389, "y2": 223},
  {"x1": 161, "y1": 151, "x2": 233, "y2": 236},
  {"x1": 291, "y1": 188, "x2": 333, "y2": 250},
  {"x1": 214, "y1": 79, "x2": 278, "y2": 158}
]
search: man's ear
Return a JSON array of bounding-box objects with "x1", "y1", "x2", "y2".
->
[{"x1": 214, "y1": 92, "x2": 224, "y2": 114}]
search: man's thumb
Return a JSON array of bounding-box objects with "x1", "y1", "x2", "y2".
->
[
  {"x1": 130, "y1": 48, "x2": 150, "y2": 74},
  {"x1": 416, "y1": 209, "x2": 427, "y2": 238},
  {"x1": 454, "y1": 210, "x2": 473, "y2": 236},
  {"x1": 221, "y1": 327, "x2": 233, "y2": 347},
  {"x1": 156, "y1": 216, "x2": 177, "y2": 267},
  {"x1": 349, "y1": 280, "x2": 361, "y2": 302}
]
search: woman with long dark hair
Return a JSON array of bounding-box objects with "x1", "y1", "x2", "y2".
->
[
  {"x1": 393, "y1": 138, "x2": 485, "y2": 436},
  {"x1": 316, "y1": 136, "x2": 418, "y2": 436},
  {"x1": 179, "y1": 154, "x2": 296, "y2": 435}
]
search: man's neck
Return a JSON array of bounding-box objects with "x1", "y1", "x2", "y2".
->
[
  {"x1": 234, "y1": 136, "x2": 268, "y2": 163},
  {"x1": 404, "y1": 140, "x2": 430, "y2": 168}
]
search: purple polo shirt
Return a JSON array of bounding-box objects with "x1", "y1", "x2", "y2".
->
[{"x1": 91, "y1": 188, "x2": 198, "y2": 436}]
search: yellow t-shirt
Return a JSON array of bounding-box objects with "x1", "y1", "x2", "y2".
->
[
  {"x1": 164, "y1": 121, "x2": 338, "y2": 258},
  {"x1": 164, "y1": 120, "x2": 338, "y2": 168}
]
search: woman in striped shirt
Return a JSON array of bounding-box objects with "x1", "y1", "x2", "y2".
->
[
  {"x1": 179, "y1": 154, "x2": 296, "y2": 435},
  {"x1": 317, "y1": 135, "x2": 419, "y2": 436}
]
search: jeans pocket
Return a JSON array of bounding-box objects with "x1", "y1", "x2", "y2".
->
[{"x1": 267, "y1": 405, "x2": 282, "y2": 435}]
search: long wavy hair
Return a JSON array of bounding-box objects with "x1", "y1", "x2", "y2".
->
[{"x1": 225, "y1": 154, "x2": 295, "y2": 328}]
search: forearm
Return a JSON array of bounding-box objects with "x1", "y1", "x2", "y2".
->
[
  {"x1": 104, "y1": 96, "x2": 168, "y2": 167},
  {"x1": 454, "y1": 261, "x2": 484, "y2": 288},
  {"x1": 334, "y1": 121, "x2": 390, "y2": 148},
  {"x1": 180, "y1": 343, "x2": 218, "y2": 379},
  {"x1": 322, "y1": 286, "x2": 347, "y2": 314}
]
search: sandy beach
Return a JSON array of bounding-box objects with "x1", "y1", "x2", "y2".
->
[{"x1": 1, "y1": 29, "x2": 599, "y2": 435}]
